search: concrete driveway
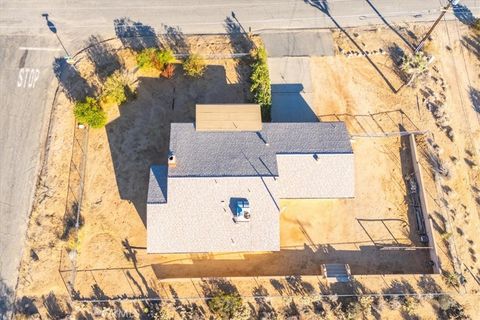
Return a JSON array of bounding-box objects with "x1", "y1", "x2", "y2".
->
[
  {"x1": 262, "y1": 30, "x2": 334, "y2": 57},
  {"x1": 268, "y1": 57, "x2": 318, "y2": 122}
]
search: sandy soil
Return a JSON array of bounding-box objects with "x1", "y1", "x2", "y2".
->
[{"x1": 15, "y1": 23, "x2": 480, "y2": 319}]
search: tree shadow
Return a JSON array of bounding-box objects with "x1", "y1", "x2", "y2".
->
[
  {"x1": 469, "y1": 86, "x2": 480, "y2": 113},
  {"x1": 364, "y1": 0, "x2": 414, "y2": 51},
  {"x1": 388, "y1": 44, "x2": 409, "y2": 83},
  {"x1": 43, "y1": 292, "x2": 72, "y2": 319},
  {"x1": 453, "y1": 4, "x2": 476, "y2": 25},
  {"x1": 123, "y1": 238, "x2": 159, "y2": 298},
  {"x1": 169, "y1": 285, "x2": 206, "y2": 319},
  {"x1": 224, "y1": 13, "x2": 254, "y2": 54},
  {"x1": 15, "y1": 296, "x2": 39, "y2": 317},
  {"x1": 161, "y1": 24, "x2": 189, "y2": 54},
  {"x1": 106, "y1": 65, "x2": 249, "y2": 226},
  {"x1": 461, "y1": 34, "x2": 480, "y2": 57},
  {"x1": 252, "y1": 285, "x2": 278, "y2": 319},
  {"x1": 0, "y1": 280, "x2": 13, "y2": 319},
  {"x1": 304, "y1": 0, "x2": 399, "y2": 93},
  {"x1": 84, "y1": 34, "x2": 121, "y2": 81},
  {"x1": 200, "y1": 278, "x2": 239, "y2": 297},
  {"x1": 53, "y1": 58, "x2": 94, "y2": 101},
  {"x1": 114, "y1": 17, "x2": 159, "y2": 51},
  {"x1": 285, "y1": 275, "x2": 315, "y2": 295}
]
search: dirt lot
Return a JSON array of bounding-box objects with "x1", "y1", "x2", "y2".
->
[{"x1": 15, "y1": 20, "x2": 480, "y2": 319}]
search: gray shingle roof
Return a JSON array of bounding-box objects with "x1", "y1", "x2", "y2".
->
[
  {"x1": 147, "y1": 165, "x2": 168, "y2": 204},
  {"x1": 168, "y1": 122, "x2": 352, "y2": 177},
  {"x1": 147, "y1": 176, "x2": 280, "y2": 253}
]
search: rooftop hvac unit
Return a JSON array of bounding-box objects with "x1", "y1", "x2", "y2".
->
[{"x1": 233, "y1": 199, "x2": 251, "y2": 222}]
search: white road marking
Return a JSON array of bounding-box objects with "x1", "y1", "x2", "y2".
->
[
  {"x1": 17, "y1": 68, "x2": 40, "y2": 89},
  {"x1": 18, "y1": 46, "x2": 62, "y2": 51}
]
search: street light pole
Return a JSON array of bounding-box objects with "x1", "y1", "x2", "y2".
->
[{"x1": 415, "y1": 0, "x2": 460, "y2": 52}]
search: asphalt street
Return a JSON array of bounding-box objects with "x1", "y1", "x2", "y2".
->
[
  {"x1": 0, "y1": 0, "x2": 479, "y2": 53},
  {"x1": 1, "y1": 0, "x2": 480, "y2": 317},
  {"x1": 0, "y1": 35, "x2": 57, "y2": 314}
]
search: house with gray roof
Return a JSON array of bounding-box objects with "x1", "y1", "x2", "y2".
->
[{"x1": 147, "y1": 104, "x2": 355, "y2": 254}]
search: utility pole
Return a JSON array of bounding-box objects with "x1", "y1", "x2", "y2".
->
[{"x1": 415, "y1": 0, "x2": 460, "y2": 52}]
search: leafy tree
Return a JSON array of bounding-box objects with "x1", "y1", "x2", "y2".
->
[
  {"x1": 207, "y1": 292, "x2": 244, "y2": 319},
  {"x1": 250, "y1": 46, "x2": 272, "y2": 121},
  {"x1": 182, "y1": 54, "x2": 206, "y2": 77},
  {"x1": 101, "y1": 70, "x2": 128, "y2": 106},
  {"x1": 74, "y1": 97, "x2": 107, "y2": 128}
]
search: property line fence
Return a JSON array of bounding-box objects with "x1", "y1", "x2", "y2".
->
[{"x1": 61, "y1": 120, "x2": 89, "y2": 295}]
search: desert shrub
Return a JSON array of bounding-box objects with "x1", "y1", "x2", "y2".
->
[
  {"x1": 101, "y1": 70, "x2": 128, "y2": 106},
  {"x1": 136, "y1": 48, "x2": 157, "y2": 70},
  {"x1": 442, "y1": 271, "x2": 460, "y2": 288},
  {"x1": 402, "y1": 296, "x2": 418, "y2": 317},
  {"x1": 250, "y1": 46, "x2": 272, "y2": 122},
  {"x1": 401, "y1": 51, "x2": 429, "y2": 75},
  {"x1": 183, "y1": 53, "x2": 206, "y2": 77},
  {"x1": 154, "y1": 48, "x2": 175, "y2": 72},
  {"x1": 207, "y1": 292, "x2": 245, "y2": 319},
  {"x1": 74, "y1": 97, "x2": 107, "y2": 128}
]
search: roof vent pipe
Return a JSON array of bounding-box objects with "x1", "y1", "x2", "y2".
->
[{"x1": 168, "y1": 153, "x2": 177, "y2": 168}]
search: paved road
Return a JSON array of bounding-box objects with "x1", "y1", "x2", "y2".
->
[
  {"x1": 0, "y1": 0, "x2": 480, "y2": 316},
  {"x1": 0, "y1": 35, "x2": 58, "y2": 315},
  {"x1": 1, "y1": 0, "x2": 480, "y2": 52}
]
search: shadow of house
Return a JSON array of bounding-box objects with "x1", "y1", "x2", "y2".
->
[
  {"x1": 151, "y1": 244, "x2": 431, "y2": 279},
  {"x1": 271, "y1": 83, "x2": 318, "y2": 122},
  {"x1": 114, "y1": 17, "x2": 159, "y2": 51},
  {"x1": 84, "y1": 35, "x2": 121, "y2": 81},
  {"x1": 53, "y1": 58, "x2": 94, "y2": 101},
  {"x1": 453, "y1": 4, "x2": 476, "y2": 25},
  {"x1": 106, "y1": 65, "x2": 249, "y2": 225}
]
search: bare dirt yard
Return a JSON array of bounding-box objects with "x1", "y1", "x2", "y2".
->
[{"x1": 14, "y1": 19, "x2": 480, "y2": 319}]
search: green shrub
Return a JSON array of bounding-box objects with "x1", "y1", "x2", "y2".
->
[
  {"x1": 183, "y1": 54, "x2": 206, "y2": 77},
  {"x1": 401, "y1": 51, "x2": 429, "y2": 75},
  {"x1": 101, "y1": 71, "x2": 127, "y2": 106},
  {"x1": 250, "y1": 46, "x2": 272, "y2": 122},
  {"x1": 74, "y1": 97, "x2": 107, "y2": 128},
  {"x1": 136, "y1": 48, "x2": 175, "y2": 72},
  {"x1": 136, "y1": 48, "x2": 157, "y2": 70},
  {"x1": 154, "y1": 48, "x2": 175, "y2": 72},
  {"x1": 207, "y1": 292, "x2": 244, "y2": 319}
]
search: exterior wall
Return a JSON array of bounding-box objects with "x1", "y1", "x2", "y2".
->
[{"x1": 409, "y1": 134, "x2": 441, "y2": 274}]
